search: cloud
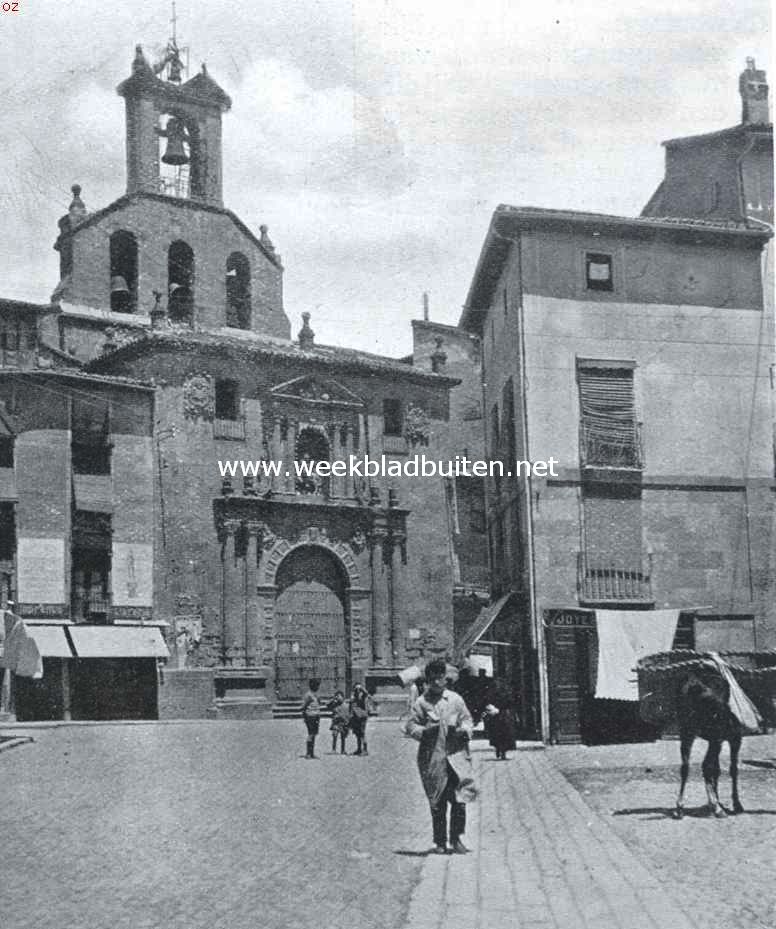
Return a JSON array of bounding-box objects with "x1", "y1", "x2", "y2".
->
[{"x1": 0, "y1": 0, "x2": 769, "y2": 354}]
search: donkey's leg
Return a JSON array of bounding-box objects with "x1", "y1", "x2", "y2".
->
[
  {"x1": 729, "y1": 732, "x2": 744, "y2": 814},
  {"x1": 676, "y1": 731, "x2": 693, "y2": 819},
  {"x1": 702, "y1": 741, "x2": 725, "y2": 817}
]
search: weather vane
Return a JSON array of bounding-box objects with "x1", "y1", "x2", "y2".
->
[{"x1": 153, "y1": 1, "x2": 188, "y2": 83}]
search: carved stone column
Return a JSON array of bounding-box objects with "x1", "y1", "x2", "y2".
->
[
  {"x1": 270, "y1": 417, "x2": 282, "y2": 493},
  {"x1": 285, "y1": 420, "x2": 297, "y2": 493},
  {"x1": 369, "y1": 525, "x2": 390, "y2": 664},
  {"x1": 245, "y1": 523, "x2": 260, "y2": 666},
  {"x1": 388, "y1": 527, "x2": 408, "y2": 664},
  {"x1": 221, "y1": 519, "x2": 243, "y2": 665},
  {"x1": 344, "y1": 422, "x2": 355, "y2": 497}
]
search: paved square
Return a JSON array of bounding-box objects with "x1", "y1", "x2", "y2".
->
[{"x1": 2, "y1": 722, "x2": 774, "y2": 929}]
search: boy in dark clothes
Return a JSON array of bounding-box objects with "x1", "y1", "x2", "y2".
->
[{"x1": 301, "y1": 677, "x2": 321, "y2": 759}]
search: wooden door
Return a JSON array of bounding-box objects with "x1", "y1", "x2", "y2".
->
[
  {"x1": 274, "y1": 547, "x2": 347, "y2": 700},
  {"x1": 545, "y1": 611, "x2": 594, "y2": 743}
]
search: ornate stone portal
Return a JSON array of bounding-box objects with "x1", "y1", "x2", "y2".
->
[{"x1": 214, "y1": 498, "x2": 408, "y2": 702}]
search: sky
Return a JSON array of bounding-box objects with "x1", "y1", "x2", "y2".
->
[{"x1": 0, "y1": 0, "x2": 770, "y2": 357}]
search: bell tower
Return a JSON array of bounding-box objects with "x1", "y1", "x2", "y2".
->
[{"x1": 117, "y1": 40, "x2": 231, "y2": 206}]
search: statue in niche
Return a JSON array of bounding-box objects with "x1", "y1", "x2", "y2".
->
[{"x1": 404, "y1": 404, "x2": 431, "y2": 447}]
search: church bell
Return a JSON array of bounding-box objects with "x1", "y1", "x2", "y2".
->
[{"x1": 162, "y1": 117, "x2": 189, "y2": 166}]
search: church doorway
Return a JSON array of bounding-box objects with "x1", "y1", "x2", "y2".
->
[{"x1": 274, "y1": 546, "x2": 349, "y2": 700}]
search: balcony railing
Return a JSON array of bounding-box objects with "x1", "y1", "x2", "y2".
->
[
  {"x1": 382, "y1": 434, "x2": 408, "y2": 454},
  {"x1": 577, "y1": 552, "x2": 653, "y2": 603},
  {"x1": 214, "y1": 417, "x2": 246, "y2": 440},
  {"x1": 71, "y1": 594, "x2": 112, "y2": 623},
  {"x1": 579, "y1": 421, "x2": 643, "y2": 470},
  {"x1": 457, "y1": 563, "x2": 491, "y2": 590}
]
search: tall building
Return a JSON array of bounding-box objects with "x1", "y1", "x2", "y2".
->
[
  {"x1": 14, "y1": 40, "x2": 465, "y2": 718},
  {"x1": 458, "y1": 59, "x2": 774, "y2": 745},
  {"x1": 0, "y1": 299, "x2": 162, "y2": 722}
]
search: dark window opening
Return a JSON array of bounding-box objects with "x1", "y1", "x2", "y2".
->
[
  {"x1": 0, "y1": 436, "x2": 14, "y2": 469},
  {"x1": 215, "y1": 379, "x2": 240, "y2": 421},
  {"x1": 490, "y1": 402, "x2": 500, "y2": 448},
  {"x1": 383, "y1": 398, "x2": 403, "y2": 437},
  {"x1": 502, "y1": 379, "x2": 516, "y2": 465},
  {"x1": 0, "y1": 319, "x2": 21, "y2": 352},
  {"x1": 585, "y1": 253, "x2": 613, "y2": 292},
  {"x1": 295, "y1": 427, "x2": 330, "y2": 495},
  {"x1": 168, "y1": 240, "x2": 195, "y2": 322},
  {"x1": 226, "y1": 252, "x2": 252, "y2": 329},
  {"x1": 71, "y1": 398, "x2": 111, "y2": 475},
  {"x1": 0, "y1": 503, "x2": 15, "y2": 562},
  {"x1": 109, "y1": 231, "x2": 138, "y2": 313}
]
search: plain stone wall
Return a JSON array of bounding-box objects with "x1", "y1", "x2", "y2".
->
[{"x1": 158, "y1": 668, "x2": 216, "y2": 719}]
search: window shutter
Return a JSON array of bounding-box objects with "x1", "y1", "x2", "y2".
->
[{"x1": 578, "y1": 368, "x2": 636, "y2": 442}]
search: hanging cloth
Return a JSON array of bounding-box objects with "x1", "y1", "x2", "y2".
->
[
  {"x1": 595, "y1": 609, "x2": 680, "y2": 700},
  {"x1": 708, "y1": 652, "x2": 762, "y2": 734}
]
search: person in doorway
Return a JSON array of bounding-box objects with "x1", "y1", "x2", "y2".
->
[
  {"x1": 349, "y1": 683, "x2": 371, "y2": 755},
  {"x1": 404, "y1": 658, "x2": 477, "y2": 854},
  {"x1": 327, "y1": 690, "x2": 350, "y2": 754},
  {"x1": 301, "y1": 677, "x2": 321, "y2": 759}
]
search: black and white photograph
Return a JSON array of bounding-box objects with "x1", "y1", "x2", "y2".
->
[{"x1": 0, "y1": 2, "x2": 773, "y2": 927}]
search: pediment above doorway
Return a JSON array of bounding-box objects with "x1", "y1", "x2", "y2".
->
[{"x1": 269, "y1": 375, "x2": 364, "y2": 408}]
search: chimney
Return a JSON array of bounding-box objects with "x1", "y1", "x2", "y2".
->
[
  {"x1": 298, "y1": 312, "x2": 315, "y2": 350},
  {"x1": 740, "y1": 58, "x2": 769, "y2": 125},
  {"x1": 430, "y1": 336, "x2": 447, "y2": 373},
  {"x1": 68, "y1": 184, "x2": 87, "y2": 224},
  {"x1": 422, "y1": 291, "x2": 429, "y2": 321}
]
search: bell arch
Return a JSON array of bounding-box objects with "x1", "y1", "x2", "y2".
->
[
  {"x1": 109, "y1": 230, "x2": 137, "y2": 312},
  {"x1": 226, "y1": 251, "x2": 251, "y2": 329},
  {"x1": 168, "y1": 240, "x2": 194, "y2": 322}
]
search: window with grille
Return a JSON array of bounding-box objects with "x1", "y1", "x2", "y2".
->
[
  {"x1": 577, "y1": 362, "x2": 641, "y2": 470},
  {"x1": 71, "y1": 511, "x2": 112, "y2": 622}
]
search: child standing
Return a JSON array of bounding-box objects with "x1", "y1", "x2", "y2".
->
[
  {"x1": 327, "y1": 690, "x2": 350, "y2": 754},
  {"x1": 301, "y1": 677, "x2": 321, "y2": 759},
  {"x1": 349, "y1": 683, "x2": 371, "y2": 756}
]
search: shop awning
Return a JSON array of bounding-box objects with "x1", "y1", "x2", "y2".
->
[
  {"x1": 26, "y1": 624, "x2": 74, "y2": 657},
  {"x1": 1, "y1": 620, "x2": 74, "y2": 678},
  {"x1": 456, "y1": 593, "x2": 513, "y2": 656},
  {"x1": 68, "y1": 625, "x2": 169, "y2": 659}
]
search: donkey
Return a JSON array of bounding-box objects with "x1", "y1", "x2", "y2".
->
[{"x1": 675, "y1": 669, "x2": 743, "y2": 819}]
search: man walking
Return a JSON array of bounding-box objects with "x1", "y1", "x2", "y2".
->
[{"x1": 404, "y1": 658, "x2": 477, "y2": 854}]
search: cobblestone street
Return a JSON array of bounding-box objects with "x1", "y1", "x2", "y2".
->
[{"x1": 1, "y1": 722, "x2": 774, "y2": 929}]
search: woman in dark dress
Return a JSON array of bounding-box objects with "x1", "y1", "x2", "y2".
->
[{"x1": 484, "y1": 679, "x2": 518, "y2": 760}]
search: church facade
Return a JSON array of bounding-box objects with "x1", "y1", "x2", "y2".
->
[{"x1": 34, "y1": 42, "x2": 470, "y2": 717}]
